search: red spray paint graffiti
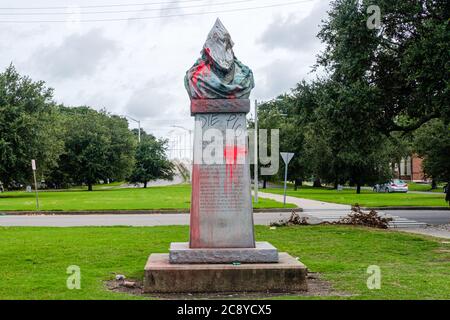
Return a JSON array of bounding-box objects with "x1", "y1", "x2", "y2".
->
[
  {"x1": 192, "y1": 48, "x2": 212, "y2": 98},
  {"x1": 223, "y1": 145, "x2": 247, "y2": 193},
  {"x1": 190, "y1": 164, "x2": 201, "y2": 247}
]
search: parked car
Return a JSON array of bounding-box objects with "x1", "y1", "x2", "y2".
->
[{"x1": 373, "y1": 179, "x2": 409, "y2": 193}]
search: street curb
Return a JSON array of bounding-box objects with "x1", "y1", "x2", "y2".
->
[
  {"x1": 0, "y1": 208, "x2": 302, "y2": 216},
  {"x1": 363, "y1": 207, "x2": 450, "y2": 211}
]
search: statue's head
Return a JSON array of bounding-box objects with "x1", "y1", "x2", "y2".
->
[
  {"x1": 203, "y1": 18, "x2": 235, "y2": 72},
  {"x1": 185, "y1": 18, "x2": 254, "y2": 100}
]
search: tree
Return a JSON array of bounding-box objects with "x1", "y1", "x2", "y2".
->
[
  {"x1": 318, "y1": 0, "x2": 449, "y2": 133},
  {"x1": 128, "y1": 130, "x2": 174, "y2": 188},
  {"x1": 56, "y1": 107, "x2": 136, "y2": 191},
  {"x1": 306, "y1": 80, "x2": 393, "y2": 193},
  {"x1": 104, "y1": 114, "x2": 137, "y2": 182},
  {"x1": 0, "y1": 65, "x2": 64, "y2": 188},
  {"x1": 257, "y1": 95, "x2": 306, "y2": 189},
  {"x1": 414, "y1": 119, "x2": 450, "y2": 203}
]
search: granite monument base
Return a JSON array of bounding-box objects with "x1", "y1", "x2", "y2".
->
[
  {"x1": 169, "y1": 242, "x2": 278, "y2": 264},
  {"x1": 143, "y1": 253, "x2": 308, "y2": 293}
]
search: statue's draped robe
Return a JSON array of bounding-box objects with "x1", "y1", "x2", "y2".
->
[{"x1": 185, "y1": 52, "x2": 254, "y2": 100}]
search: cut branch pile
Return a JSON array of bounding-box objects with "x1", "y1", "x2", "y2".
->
[{"x1": 335, "y1": 204, "x2": 393, "y2": 229}]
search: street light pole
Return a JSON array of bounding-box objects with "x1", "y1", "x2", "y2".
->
[
  {"x1": 171, "y1": 125, "x2": 193, "y2": 162},
  {"x1": 254, "y1": 99, "x2": 259, "y2": 203},
  {"x1": 126, "y1": 116, "x2": 141, "y2": 143}
]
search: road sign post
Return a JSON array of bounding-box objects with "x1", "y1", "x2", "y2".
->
[
  {"x1": 31, "y1": 159, "x2": 39, "y2": 210},
  {"x1": 280, "y1": 152, "x2": 295, "y2": 206}
]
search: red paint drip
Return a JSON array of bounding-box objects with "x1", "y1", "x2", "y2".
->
[
  {"x1": 223, "y1": 145, "x2": 247, "y2": 193},
  {"x1": 190, "y1": 164, "x2": 201, "y2": 247}
]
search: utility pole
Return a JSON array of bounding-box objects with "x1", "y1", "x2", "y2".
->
[
  {"x1": 254, "y1": 100, "x2": 259, "y2": 203},
  {"x1": 31, "y1": 159, "x2": 39, "y2": 210}
]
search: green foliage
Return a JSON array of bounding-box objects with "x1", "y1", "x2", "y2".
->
[
  {"x1": 414, "y1": 119, "x2": 450, "y2": 181},
  {"x1": 258, "y1": 1, "x2": 449, "y2": 193},
  {"x1": 414, "y1": 119, "x2": 450, "y2": 202},
  {"x1": 52, "y1": 107, "x2": 136, "y2": 191},
  {"x1": 0, "y1": 65, "x2": 64, "y2": 187},
  {"x1": 128, "y1": 130, "x2": 174, "y2": 188},
  {"x1": 0, "y1": 65, "x2": 142, "y2": 191},
  {"x1": 318, "y1": 0, "x2": 449, "y2": 132}
]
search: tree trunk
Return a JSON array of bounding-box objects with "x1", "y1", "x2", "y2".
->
[
  {"x1": 263, "y1": 179, "x2": 267, "y2": 189},
  {"x1": 144, "y1": 181, "x2": 148, "y2": 189},
  {"x1": 313, "y1": 178, "x2": 322, "y2": 188},
  {"x1": 294, "y1": 179, "x2": 302, "y2": 191},
  {"x1": 356, "y1": 183, "x2": 361, "y2": 194},
  {"x1": 446, "y1": 181, "x2": 450, "y2": 205},
  {"x1": 333, "y1": 180, "x2": 339, "y2": 190},
  {"x1": 431, "y1": 180, "x2": 437, "y2": 190},
  {"x1": 88, "y1": 184, "x2": 93, "y2": 192}
]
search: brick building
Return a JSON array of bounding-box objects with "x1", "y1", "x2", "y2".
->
[{"x1": 394, "y1": 155, "x2": 427, "y2": 182}]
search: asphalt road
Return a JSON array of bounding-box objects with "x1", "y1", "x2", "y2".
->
[
  {"x1": 382, "y1": 210, "x2": 450, "y2": 225},
  {"x1": 0, "y1": 212, "x2": 297, "y2": 227},
  {"x1": 0, "y1": 210, "x2": 448, "y2": 227}
]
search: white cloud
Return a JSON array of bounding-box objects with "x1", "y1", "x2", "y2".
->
[
  {"x1": 30, "y1": 28, "x2": 118, "y2": 79},
  {"x1": 258, "y1": 0, "x2": 329, "y2": 52},
  {"x1": 0, "y1": 0, "x2": 330, "y2": 138}
]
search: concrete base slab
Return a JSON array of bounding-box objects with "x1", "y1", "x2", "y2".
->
[
  {"x1": 169, "y1": 242, "x2": 278, "y2": 264},
  {"x1": 144, "y1": 253, "x2": 308, "y2": 293}
]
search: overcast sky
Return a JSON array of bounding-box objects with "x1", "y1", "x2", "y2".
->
[{"x1": 0, "y1": 0, "x2": 330, "y2": 146}]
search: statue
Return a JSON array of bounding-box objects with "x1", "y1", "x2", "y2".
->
[
  {"x1": 143, "y1": 19, "x2": 308, "y2": 294},
  {"x1": 184, "y1": 18, "x2": 255, "y2": 100}
]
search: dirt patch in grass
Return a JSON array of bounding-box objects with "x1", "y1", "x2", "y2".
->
[{"x1": 105, "y1": 272, "x2": 352, "y2": 300}]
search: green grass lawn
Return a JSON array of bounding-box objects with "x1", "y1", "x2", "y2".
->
[
  {"x1": 265, "y1": 186, "x2": 447, "y2": 207},
  {"x1": 0, "y1": 185, "x2": 294, "y2": 211},
  {"x1": 408, "y1": 182, "x2": 447, "y2": 193},
  {"x1": 0, "y1": 225, "x2": 448, "y2": 300},
  {"x1": 68, "y1": 181, "x2": 125, "y2": 191}
]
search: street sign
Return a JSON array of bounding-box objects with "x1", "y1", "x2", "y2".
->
[
  {"x1": 280, "y1": 152, "x2": 295, "y2": 165},
  {"x1": 280, "y1": 152, "x2": 295, "y2": 206},
  {"x1": 31, "y1": 159, "x2": 39, "y2": 210}
]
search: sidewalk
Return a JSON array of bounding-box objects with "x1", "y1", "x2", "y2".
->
[
  {"x1": 257, "y1": 191, "x2": 427, "y2": 229},
  {"x1": 257, "y1": 191, "x2": 351, "y2": 211}
]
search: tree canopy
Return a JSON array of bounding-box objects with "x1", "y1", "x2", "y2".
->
[
  {"x1": 128, "y1": 130, "x2": 175, "y2": 188},
  {"x1": 0, "y1": 66, "x2": 173, "y2": 191},
  {"x1": 257, "y1": 0, "x2": 449, "y2": 194}
]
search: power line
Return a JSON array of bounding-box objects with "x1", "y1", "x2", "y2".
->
[
  {"x1": 0, "y1": 0, "x2": 314, "y2": 23},
  {"x1": 0, "y1": 0, "x2": 206, "y2": 10},
  {"x1": 0, "y1": 0, "x2": 261, "y2": 16}
]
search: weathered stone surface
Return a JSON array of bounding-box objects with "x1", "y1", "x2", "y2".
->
[
  {"x1": 144, "y1": 253, "x2": 308, "y2": 293},
  {"x1": 190, "y1": 111, "x2": 254, "y2": 248},
  {"x1": 191, "y1": 99, "x2": 250, "y2": 115},
  {"x1": 169, "y1": 242, "x2": 278, "y2": 264}
]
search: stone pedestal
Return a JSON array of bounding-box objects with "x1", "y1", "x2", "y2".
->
[
  {"x1": 144, "y1": 253, "x2": 308, "y2": 294},
  {"x1": 169, "y1": 242, "x2": 278, "y2": 264},
  {"x1": 143, "y1": 100, "x2": 308, "y2": 293},
  {"x1": 189, "y1": 99, "x2": 255, "y2": 249}
]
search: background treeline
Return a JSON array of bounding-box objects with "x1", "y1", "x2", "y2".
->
[
  {"x1": 0, "y1": 65, "x2": 174, "y2": 191},
  {"x1": 255, "y1": 0, "x2": 449, "y2": 198}
]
